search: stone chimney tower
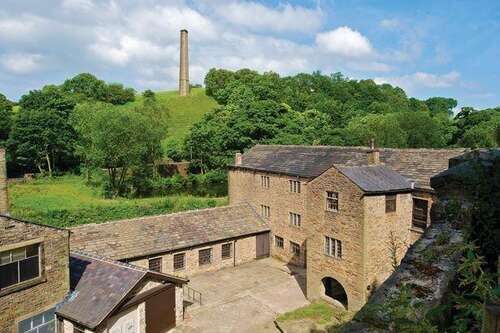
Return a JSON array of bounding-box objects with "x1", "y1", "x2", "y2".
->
[
  {"x1": 179, "y1": 29, "x2": 189, "y2": 96},
  {"x1": 0, "y1": 148, "x2": 9, "y2": 215},
  {"x1": 367, "y1": 138, "x2": 380, "y2": 165}
]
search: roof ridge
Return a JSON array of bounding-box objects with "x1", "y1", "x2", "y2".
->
[
  {"x1": 70, "y1": 203, "x2": 246, "y2": 230},
  {"x1": 252, "y1": 144, "x2": 468, "y2": 152}
]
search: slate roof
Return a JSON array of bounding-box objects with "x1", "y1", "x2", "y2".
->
[
  {"x1": 232, "y1": 145, "x2": 468, "y2": 190},
  {"x1": 70, "y1": 203, "x2": 269, "y2": 260},
  {"x1": 56, "y1": 252, "x2": 178, "y2": 330},
  {"x1": 336, "y1": 165, "x2": 412, "y2": 194}
]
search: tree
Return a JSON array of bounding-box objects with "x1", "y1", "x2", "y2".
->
[
  {"x1": 72, "y1": 103, "x2": 164, "y2": 197},
  {"x1": 0, "y1": 93, "x2": 13, "y2": 144},
  {"x1": 425, "y1": 97, "x2": 457, "y2": 117},
  {"x1": 344, "y1": 113, "x2": 408, "y2": 148},
  {"x1": 104, "y1": 83, "x2": 135, "y2": 105}
]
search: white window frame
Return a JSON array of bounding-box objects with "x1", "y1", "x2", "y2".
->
[
  {"x1": 324, "y1": 236, "x2": 342, "y2": 259},
  {"x1": 260, "y1": 175, "x2": 270, "y2": 189},
  {"x1": 289, "y1": 212, "x2": 301, "y2": 227},
  {"x1": 326, "y1": 191, "x2": 339, "y2": 212},
  {"x1": 260, "y1": 205, "x2": 270, "y2": 218},
  {"x1": 289, "y1": 180, "x2": 301, "y2": 193}
]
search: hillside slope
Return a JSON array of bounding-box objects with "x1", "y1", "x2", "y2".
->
[{"x1": 127, "y1": 87, "x2": 218, "y2": 142}]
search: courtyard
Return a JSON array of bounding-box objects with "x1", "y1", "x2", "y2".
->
[{"x1": 174, "y1": 258, "x2": 309, "y2": 333}]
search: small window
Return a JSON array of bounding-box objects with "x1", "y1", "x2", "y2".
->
[
  {"x1": 412, "y1": 198, "x2": 429, "y2": 229},
  {"x1": 261, "y1": 175, "x2": 270, "y2": 189},
  {"x1": 0, "y1": 243, "x2": 40, "y2": 290},
  {"x1": 289, "y1": 212, "x2": 301, "y2": 227},
  {"x1": 199, "y1": 248, "x2": 212, "y2": 266},
  {"x1": 74, "y1": 324, "x2": 85, "y2": 333},
  {"x1": 18, "y1": 308, "x2": 55, "y2": 333},
  {"x1": 324, "y1": 236, "x2": 342, "y2": 258},
  {"x1": 326, "y1": 191, "x2": 339, "y2": 212},
  {"x1": 290, "y1": 242, "x2": 300, "y2": 256},
  {"x1": 289, "y1": 180, "x2": 301, "y2": 193},
  {"x1": 260, "y1": 205, "x2": 270, "y2": 218},
  {"x1": 275, "y1": 236, "x2": 284, "y2": 248},
  {"x1": 386, "y1": 195, "x2": 397, "y2": 213},
  {"x1": 221, "y1": 243, "x2": 232, "y2": 260},
  {"x1": 173, "y1": 253, "x2": 185, "y2": 271},
  {"x1": 148, "y1": 257, "x2": 162, "y2": 272}
]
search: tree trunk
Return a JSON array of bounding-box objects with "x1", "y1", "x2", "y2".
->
[{"x1": 45, "y1": 153, "x2": 52, "y2": 177}]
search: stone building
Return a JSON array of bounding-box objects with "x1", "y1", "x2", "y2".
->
[
  {"x1": 228, "y1": 144, "x2": 467, "y2": 310},
  {"x1": 57, "y1": 252, "x2": 187, "y2": 333},
  {"x1": 70, "y1": 203, "x2": 270, "y2": 278},
  {"x1": 0, "y1": 215, "x2": 70, "y2": 333}
]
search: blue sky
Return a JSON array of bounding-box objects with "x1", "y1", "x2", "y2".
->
[{"x1": 0, "y1": 0, "x2": 498, "y2": 109}]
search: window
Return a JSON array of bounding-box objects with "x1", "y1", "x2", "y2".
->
[
  {"x1": 199, "y1": 248, "x2": 212, "y2": 266},
  {"x1": 412, "y1": 198, "x2": 429, "y2": 229},
  {"x1": 386, "y1": 195, "x2": 397, "y2": 213},
  {"x1": 290, "y1": 242, "x2": 300, "y2": 256},
  {"x1": 18, "y1": 308, "x2": 55, "y2": 333},
  {"x1": 261, "y1": 205, "x2": 270, "y2": 218},
  {"x1": 0, "y1": 243, "x2": 40, "y2": 290},
  {"x1": 73, "y1": 325, "x2": 85, "y2": 333},
  {"x1": 289, "y1": 180, "x2": 301, "y2": 193},
  {"x1": 221, "y1": 243, "x2": 232, "y2": 260},
  {"x1": 148, "y1": 257, "x2": 162, "y2": 272},
  {"x1": 173, "y1": 253, "x2": 185, "y2": 271},
  {"x1": 289, "y1": 212, "x2": 301, "y2": 227},
  {"x1": 275, "y1": 236, "x2": 284, "y2": 249},
  {"x1": 324, "y1": 236, "x2": 342, "y2": 258},
  {"x1": 261, "y1": 175, "x2": 270, "y2": 189},
  {"x1": 326, "y1": 191, "x2": 339, "y2": 212}
]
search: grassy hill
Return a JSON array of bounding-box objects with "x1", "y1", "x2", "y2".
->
[
  {"x1": 126, "y1": 87, "x2": 218, "y2": 144},
  {"x1": 9, "y1": 175, "x2": 227, "y2": 227}
]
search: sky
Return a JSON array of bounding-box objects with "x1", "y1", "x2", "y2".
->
[{"x1": 0, "y1": 0, "x2": 499, "y2": 109}]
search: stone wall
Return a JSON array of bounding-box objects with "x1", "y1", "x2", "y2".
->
[
  {"x1": 129, "y1": 233, "x2": 264, "y2": 278},
  {"x1": 306, "y1": 167, "x2": 367, "y2": 311},
  {"x1": 0, "y1": 218, "x2": 70, "y2": 333},
  {"x1": 229, "y1": 168, "x2": 308, "y2": 266},
  {"x1": 0, "y1": 148, "x2": 8, "y2": 214}
]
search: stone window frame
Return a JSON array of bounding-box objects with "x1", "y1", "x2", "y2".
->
[
  {"x1": 260, "y1": 204, "x2": 271, "y2": 218},
  {"x1": 289, "y1": 179, "x2": 301, "y2": 193},
  {"x1": 274, "y1": 235, "x2": 284, "y2": 249},
  {"x1": 290, "y1": 241, "x2": 300, "y2": 256},
  {"x1": 148, "y1": 257, "x2": 162, "y2": 273},
  {"x1": 412, "y1": 197, "x2": 429, "y2": 229},
  {"x1": 289, "y1": 212, "x2": 301, "y2": 227},
  {"x1": 198, "y1": 248, "x2": 212, "y2": 266},
  {"x1": 0, "y1": 238, "x2": 45, "y2": 297},
  {"x1": 326, "y1": 191, "x2": 339, "y2": 212},
  {"x1": 221, "y1": 243, "x2": 232, "y2": 260},
  {"x1": 260, "y1": 175, "x2": 270, "y2": 189},
  {"x1": 385, "y1": 194, "x2": 397, "y2": 213},
  {"x1": 324, "y1": 236, "x2": 342, "y2": 259},
  {"x1": 17, "y1": 306, "x2": 56, "y2": 333},
  {"x1": 173, "y1": 253, "x2": 185, "y2": 271}
]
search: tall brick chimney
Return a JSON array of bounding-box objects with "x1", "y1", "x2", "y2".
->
[
  {"x1": 0, "y1": 148, "x2": 9, "y2": 216},
  {"x1": 235, "y1": 152, "x2": 242, "y2": 166},
  {"x1": 179, "y1": 29, "x2": 189, "y2": 96},
  {"x1": 367, "y1": 138, "x2": 380, "y2": 165}
]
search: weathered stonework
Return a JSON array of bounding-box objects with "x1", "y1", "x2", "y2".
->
[
  {"x1": 0, "y1": 217, "x2": 70, "y2": 333},
  {"x1": 0, "y1": 148, "x2": 8, "y2": 214}
]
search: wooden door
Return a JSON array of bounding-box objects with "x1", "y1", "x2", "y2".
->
[
  {"x1": 145, "y1": 285, "x2": 176, "y2": 333},
  {"x1": 256, "y1": 233, "x2": 270, "y2": 258}
]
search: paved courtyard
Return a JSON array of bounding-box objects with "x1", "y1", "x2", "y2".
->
[{"x1": 173, "y1": 258, "x2": 309, "y2": 333}]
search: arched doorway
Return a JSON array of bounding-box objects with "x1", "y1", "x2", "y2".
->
[{"x1": 321, "y1": 277, "x2": 348, "y2": 308}]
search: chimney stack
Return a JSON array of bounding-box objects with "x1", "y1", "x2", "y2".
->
[
  {"x1": 367, "y1": 138, "x2": 380, "y2": 165},
  {"x1": 179, "y1": 29, "x2": 189, "y2": 96},
  {"x1": 0, "y1": 149, "x2": 9, "y2": 215},
  {"x1": 235, "y1": 152, "x2": 242, "y2": 166}
]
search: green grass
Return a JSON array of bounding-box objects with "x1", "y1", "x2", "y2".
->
[
  {"x1": 9, "y1": 175, "x2": 228, "y2": 228},
  {"x1": 126, "y1": 88, "x2": 218, "y2": 144},
  {"x1": 277, "y1": 301, "x2": 351, "y2": 327}
]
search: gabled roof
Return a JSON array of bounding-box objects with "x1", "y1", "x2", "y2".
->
[
  {"x1": 70, "y1": 203, "x2": 269, "y2": 260},
  {"x1": 56, "y1": 252, "x2": 185, "y2": 330},
  {"x1": 336, "y1": 165, "x2": 412, "y2": 194},
  {"x1": 232, "y1": 145, "x2": 467, "y2": 190}
]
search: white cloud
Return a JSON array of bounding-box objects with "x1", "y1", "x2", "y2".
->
[
  {"x1": 0, "y1": 14, "x2": 49, "y2": 41},
  {"x1": 62, "y1": 0, "x2": 95, "y2": 12},
  {"x1": 213, "y1": 1, "x2": 323, "y2": 33},
  {"x1": 315, "y1": 26, "x2": 373, "y2": 58},
  {"x1": 375, "y1": 71, "x2": 460, "y2": 92},
  {"x1": 380, "y1": 19, "x2": 400, "y2": 29},
  {"x1": 1, "y1": 53, "x2": 43, "y2": 74}
]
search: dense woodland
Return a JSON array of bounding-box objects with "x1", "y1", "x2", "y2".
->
[{"x1": 0, "y1": 69, "x2": 499, "y2": 197}]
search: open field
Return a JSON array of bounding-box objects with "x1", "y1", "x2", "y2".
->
[
  {"x1": 125, "y1": 87, "x2": 218, "y2": 143},
  {"x1": 9, "y1": 175, "x2": 228, "y2": 227}
]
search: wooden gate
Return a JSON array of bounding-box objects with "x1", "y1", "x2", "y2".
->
[
  {"x1": 145, "y1": 285, "x2": 176, "y2": 333},
  {"x1": 256, "y1": 233, "x2": 270, "y2": 258}
]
